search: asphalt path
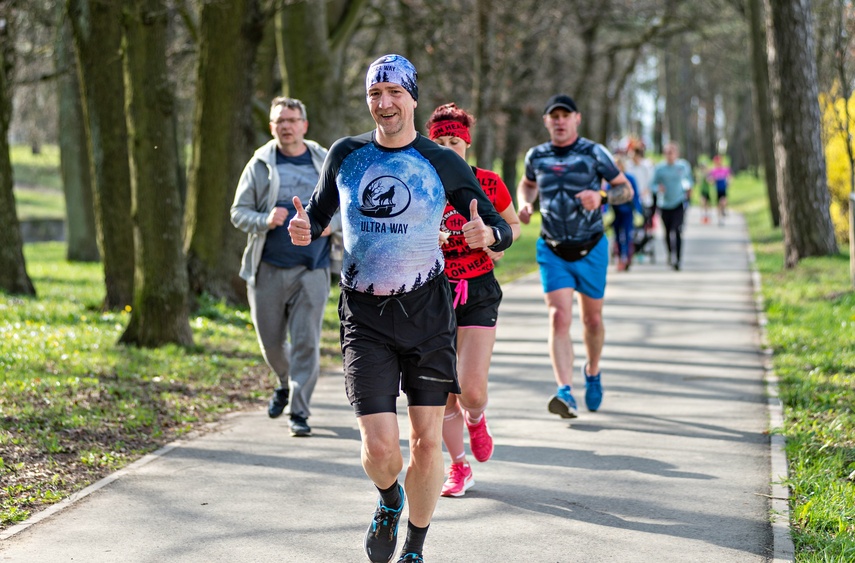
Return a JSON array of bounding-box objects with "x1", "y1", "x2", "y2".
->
[{"x1": 0, "y1": 208, "x2": 783, "y2": 562}]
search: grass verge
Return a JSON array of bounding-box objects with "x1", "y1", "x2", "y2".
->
[
  {"x1": 729, "y1": 174, "x2": 855, "y2": 562},
  {"x1": 1, "y1": 243, "x2": 269, "y2": 528}
]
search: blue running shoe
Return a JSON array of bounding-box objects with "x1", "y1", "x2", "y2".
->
[
  {"x1": 397, "y1": 554, "x2": 425, "y2": 562},
  {"x1": 584, "y1": 363, "x2": 603, "y2": 412},
  {"x1": 365, "y1": 485, "x2": 405, "y2": 563},
  {"x1": 547, "y1": 385, "x2": 578, "y2": 419}
]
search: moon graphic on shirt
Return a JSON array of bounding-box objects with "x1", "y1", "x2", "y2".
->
[{"x1": 359, "y1": 175, "x2": 412, "y2": 218}]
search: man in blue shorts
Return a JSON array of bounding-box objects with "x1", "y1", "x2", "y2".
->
[
  {"x1": 517, "y1": 94, "x2": 633, "y2": 419},
  {"x1": 288, "y1": 55, "x2": 512, "y2": 563}
]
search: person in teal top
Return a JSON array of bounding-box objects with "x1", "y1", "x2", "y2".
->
[{"x1": 651, "y1": 142, "x2": 693, "y2": 270}]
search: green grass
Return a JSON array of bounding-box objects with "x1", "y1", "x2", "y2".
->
[
  {"x1": 10, "y1": 144, "x2": 66, "y2": 220},
  {"x1": 0, "y1": 243, "x2": 268, "y2": 528},
  {"x1": 13, "y1": 187, "x2": 66, "y2": 221},
  {"x1": 730, "y1": 174, "x2": 855, "y2": 562},
  {"x1": 10, "y1": 144, "x2": 62, "y2": 191},
  {"x1": 490, "y1": 214, "x2": 541, "y2": 284}
]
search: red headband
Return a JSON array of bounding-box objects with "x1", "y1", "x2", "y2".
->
[{"x1": 428, "y1": 120, "x2": 471, "y2": 144}]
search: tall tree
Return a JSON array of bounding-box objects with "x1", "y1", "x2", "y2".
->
[
  {"x1": 184, "y1": 0, "x2": 267, "y2": 305},
  {"x1": 67, "y1": 0, "x2": 135, "y2": 308},
  {"x1": 119, "y1": 0, "x2": 192, "y2": 347},
  {"x1": 56, "y1": 7, "x2": 99, "y2": 262},
  {"x1": 276, "y1": 0, "x2": 368, "y2": 147},
  {"x1": 764, "y1": 0, "x2": 837, "y2": 267},
  {"x1": 726, "y1": 88, "x2": 755, "y2": 172},
  {"x1": 473, "y1": 0, "x2": 496, "y2": 170},
  {"x1": 747, "y1": 0, "x2": 780, "y2": 227},
  {"x1": 571, "y1": 1, "x2": 612, "y2": 139},
  {"x1": 0, "y1": 1, "x2": 35, "y2": 296}
]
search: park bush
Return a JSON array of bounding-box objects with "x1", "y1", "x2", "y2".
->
[{"x1": 820, "y1": 93, "x2": 855, "y2": 244}]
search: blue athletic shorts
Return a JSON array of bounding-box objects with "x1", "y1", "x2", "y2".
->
[{"x1": 536, "y1": 235, "x2": 608, "y2": 299}]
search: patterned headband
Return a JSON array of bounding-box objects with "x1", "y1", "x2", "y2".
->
[
  {"x1": 428, "y1": 121, "x2": 471, "y2": 144},
  {"x1": 365, "y1": 54, "x2": 418, "y2": 101}
]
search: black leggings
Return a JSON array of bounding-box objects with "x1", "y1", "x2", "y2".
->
[{"x1": 660, "y1": 205, "x2": 685, "y2": 263}]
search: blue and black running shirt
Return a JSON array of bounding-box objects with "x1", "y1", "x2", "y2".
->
[
  {"x1": 524, "y1": 138, "x2": 621, "y2": 244},
  {"x1": 305, "y1": 132, "x2": 510, "y2": 296}
]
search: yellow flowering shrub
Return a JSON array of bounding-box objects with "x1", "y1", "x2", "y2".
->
[{"x1": 820, "y1": 92, "x2": 854, "y2": 243}]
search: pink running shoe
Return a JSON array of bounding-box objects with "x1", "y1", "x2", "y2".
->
[
  {"x1": 441, "y1": 462, "x2": 474, "y2": 497},
  {"x1": 466, "y1": 414, "x2": 494, "y2": 462}
]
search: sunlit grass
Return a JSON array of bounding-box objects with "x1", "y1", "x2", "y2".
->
[
  {"x1": 0, "y1": 243, "x2": 267, "y2": 527},
  {"x1": 13, "y1": 187, "x2": 66, "y2": 221},
  {"x1": 10, "y1": 144, "x2": 65, "y2": 221},
  {"x1": 10, "y1": 144, "x2": 62, "y2": 190},
  {"x1": 730, "y1": 174, "x2": 855, "y2": 562}
]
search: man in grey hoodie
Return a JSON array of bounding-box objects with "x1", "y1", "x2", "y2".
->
[{"x1": 231, "y1": 97, "x2": 340, "y2": 437}]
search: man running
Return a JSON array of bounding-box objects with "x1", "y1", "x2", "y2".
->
[
  {"x1": 288, "y1": 54, "x2": 513, "y2": 563},
  {"x1": 517, "y1": 94, "x2": 633, "y2": 419}
]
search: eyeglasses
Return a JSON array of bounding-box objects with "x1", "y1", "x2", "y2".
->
[{"x1": 271, "y1": 117, "x2": 304, "y2": 125}]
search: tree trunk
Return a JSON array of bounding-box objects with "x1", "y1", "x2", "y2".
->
[
  {"x1": 704, "y1": 91, "x2": 716, "y2": 157},
  {"x1": 56, "y1": 9, "x2": 99, "y2": 262},
  {"x1": 765, "y1": 0, "x2": 838, "y2": 267},
  {"x1": 501, "y1": 103, "x2": 524, "y2": 199},
  {"x1": 119, "y1": 0, "x2": 192, "y2": 347},
  {"x1": 276, "y1": 0, "x2": 367, "y2": 148},
  {"x1": 67, "y1": 0, "x2": 135, "y2": 308},
  {"x1": 727, "y1": 89, "x2": 753, "y2": 174},
  {"x1": 575, "y1": 26, "x2": 599, "y2": 139},
  {"x1": 252, "y1": 14, "x2": 279, "y2": 145},
  {"x1": 473, "y1": 0, "x2": 496, "y2": 170},
  {"x1": 748, "y1": 0, "x2": 780, "y2": 227},
  {"x1": 185, "y1": 0, "x2": 264, "y2": 306},
  {"x1": 653, "y1": 90, "x2": 664, "y2": 154},
  {"x1": 678, "y1": 40, "x2": 698, "y2": 166},
  {"x1": 663, "y1": 45, "x2": 679, "y2": 144},
  {"x1": 0, "y1": 8, "x2": 35, "y2": 296}
]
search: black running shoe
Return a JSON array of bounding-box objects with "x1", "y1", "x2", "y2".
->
[
  {"x1": 289, "y1": 415, "x2": 311, "y2": 437},
  {"x1": 364, "y1": 486, "x2": 405, "y2": 563},
  {"x1": 397, "y1": 554, "x2": 424, "y2": 563},
  {"x1": 267, "y1": 387, "x2": 289, "y2": 418}
]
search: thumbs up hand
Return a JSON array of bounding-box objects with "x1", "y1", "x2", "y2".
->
[
  {"x1": 462, "y1": 198, "x2": 494, "y2": 250},
  {"x1": 288, "y1": 196, "x2": 312, "y2": 246}
]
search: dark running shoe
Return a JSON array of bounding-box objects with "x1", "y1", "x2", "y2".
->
[
  {"x1": 267, "y1": 387, "x2": 289, "y2": 418},
  {"x1": 289, "y1": 415, "x2": 311, "y2": 437},
  {"x1": 364, "y1": 485, "x2": 405, "y2": 563},
  {"x1": 397, "y1": 554, "x2": 424, "y2": 563}
]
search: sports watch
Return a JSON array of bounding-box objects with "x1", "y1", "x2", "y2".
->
[{"x1": 489, "y1": 226, "x2": 503, "y2": 250}]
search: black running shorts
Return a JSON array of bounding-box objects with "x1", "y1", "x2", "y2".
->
[
  {"x1": 339, "y1": 275, "x2": 460, "y2": 413},
  {"x1": 447, "y1": 271, "x2": 502, "y2": 328}
]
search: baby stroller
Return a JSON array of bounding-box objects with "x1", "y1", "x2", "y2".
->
[{"x1": 632, "y1": 205, "x2": 656, "y2": 263}]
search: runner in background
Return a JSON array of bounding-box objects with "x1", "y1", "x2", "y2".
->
[{"x1": 707, "y1": 155, "x2": 732, "y2": 226}]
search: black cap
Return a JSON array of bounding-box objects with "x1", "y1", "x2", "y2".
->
[{"x1": 544, "y1": 94, "x2": 578, "y2": 115}]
